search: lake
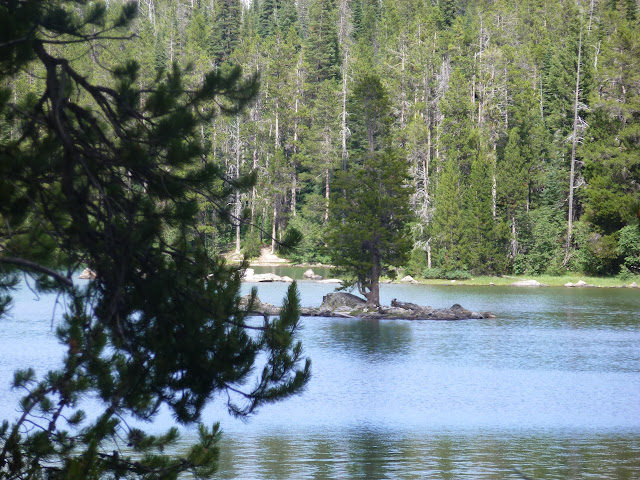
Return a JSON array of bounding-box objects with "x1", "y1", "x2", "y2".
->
[{"x1": 1, "y1": 279, "x2": 639, "y2": 478}]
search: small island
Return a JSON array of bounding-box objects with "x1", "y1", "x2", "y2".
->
[{"x1": 242, "y1": 292, "x2": 494, "y2": 321}]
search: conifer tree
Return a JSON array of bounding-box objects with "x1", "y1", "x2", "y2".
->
[
  {"x1": 328, "y1": 150, "x2": 413, "y2": 306},
  {"x1": 212, "y1": 0, "x2": 242, "y2": 63},
  {"x1": 305, "y1": 0, "x2": 340, "y2": 85},
  {"x1": 0, "y1": 1, "x2": 309, "y2": 477},
  {"x1": 327, "y1": 74, "x2": 412, "y2": 306},
  {"x1": 432, "y1": 158, "x2": 463, "y2": 270}
]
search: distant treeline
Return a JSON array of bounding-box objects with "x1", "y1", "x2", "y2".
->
[{"x1": 5, "y1": 0, "x2": 639, "y2": 276}]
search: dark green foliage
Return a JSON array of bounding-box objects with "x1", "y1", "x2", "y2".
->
[
  {"x1": 420, "y1": 267, "x2": 471, "y2": 281},
  {"x1": 617, "y1": 225, "x2": 640, "y2": 273},
  {"x1": 259, "y1": 0, "x2": 298, "y2": 38},
  {"x1": 461, "y1": 155, "x2": 509, "y2": 274},
  {"x1": 513, "y1": 189, "x2": 568, "y2": 275},
  {"x1": 213, "y1": 0, "x2": 242, "y2": 63},
  {"x1": 327, "y1": 73, "x2": 413, "y2": 306},
  {"x1": 0, "y1": 1, "x2": 309, "y2": 477},
  {"x1": 328, "y1": 150, "x2": 414, "y2": 306},
  {"x1": 349, "y1": 73, "x2": 392, "y2": 156},
  {"x1": 432, "y1": 159, "x2": 463, "y2": 270},
  {"x1": 305, "y1": 0, "x2": 340, "y2": 84},
  {"x1": 285, "y1": 214, "x2": 331, "y2": 265},
  {"x1": 3, "y1": 0, "x2": 634, "y2": 304}
]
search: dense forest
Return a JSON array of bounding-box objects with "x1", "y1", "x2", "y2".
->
[{"x1": 4, "y1": 0, "x2": 640, "y2": 277}]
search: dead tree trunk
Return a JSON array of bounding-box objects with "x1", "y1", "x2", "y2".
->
[{"x1": 566, "y1": 24, "x2": 583, "y2": 261}]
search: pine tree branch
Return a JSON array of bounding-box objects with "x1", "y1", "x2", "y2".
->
[{"x1": 0, "y1": 258, "x2": 73, "y2": 287}]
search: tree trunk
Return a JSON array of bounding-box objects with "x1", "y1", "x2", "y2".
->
[
  {"x1": 235, "y1": 119, "x2": 242, "y2": 254},
  {"x1": 271, "y1": 204, "x2": 277, "y2": 254},
  {"x1": 251, "y1": 147, "x2": 258, "y2": 232},
  {"x1": 492, "y1": 143, "x2": 497, "y2": 218},
  {"x1": 511, "y1": 215, "x2": 517, "y2": 259},
  {"x1": 366, "y1": 249, "x2": 381, "y2": 307},
  {"x1": 567, "y1": 23, "x2": 583, "y2": 260},
  {"x1": 291, "y1": 173, "x2": 297, "y2": 217},
  {"x1": 324, "y1": 165, "x2": 330, "y2": 223},
  {"x1": 341, "y1": 50, "x2": 349, "y2": 171},
  {"x1": 274, "y1": 101, "x2": 279, "y2": 149}
]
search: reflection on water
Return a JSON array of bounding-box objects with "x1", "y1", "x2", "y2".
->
[
  {"x1": 324, "y1": 319, "x2": 413, "y2": 357},
  {"x1": 2, "y1": 281, "x2": 640, "y2": 479},
  {"x1": 210, "y1": 429, "x2": 640, "y2": 480}
]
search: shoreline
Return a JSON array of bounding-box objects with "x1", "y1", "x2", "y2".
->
[
  {"x1": 230, "y1": 250, "x2": 640, "y2": 289},
  {"x1": 244, "y1": 267, "x2": 640, "y2": 289}
]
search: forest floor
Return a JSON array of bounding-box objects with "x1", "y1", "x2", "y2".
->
[
  {"x1": 225, "y1": 248, "x2": 291, "y2": 266},
  {"x1": 248, "y1": 248, "x2": 291, "y2": 266}
]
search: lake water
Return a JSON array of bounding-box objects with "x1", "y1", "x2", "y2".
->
[{"x1": 1, "y1": 279, "x2": 639, "y2": 478}]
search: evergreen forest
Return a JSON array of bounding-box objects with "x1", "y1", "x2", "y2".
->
[{"x1": 4, "y1": 0, "x2": 640, "y2": 278}]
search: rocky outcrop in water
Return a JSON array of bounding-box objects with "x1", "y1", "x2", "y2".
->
[
  {"x1": 240, "y1": 292, "x2": 494, "y2": 321},
  {"x1": 303, "y1": 269, "x2": 323, "y2": 280},
  {"x1": 242, "y1": 268, "x2": 293, "y2": 283}
]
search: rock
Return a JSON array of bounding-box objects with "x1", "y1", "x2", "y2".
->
[
  {"x1": 242, "y1": 268, "x2": 255, "y2": 278},
  {"x1": 303, "y1": 269, "x2": 323, "y2": 280},
  {"x1": 489, "y1": 282, "x2": 495, "y2": 286},
  {"x1": 391, "y1": 299, "x2": 425, "y2": 311},
  {"x1": 321, "y1": 292, "x2": 366, "y2": 309},
  {"x1": 449, "y1": 304, "x2": 473, "y2": 318},
  {"x1": 320, "y1": 279, "x2": 343, "y2": 284},
  {"x1": 400, "y1": 275, "x2": 418, "y2": 283},
  {"x1": 565, "y1": 280, "x2": 596, "y2": 287},
  {"x1": 630, "y1": 282, "x2": 639, "y2": 288},
  {"x1": 240, "y1": 294, "x2": 281, "y2": 316},
  {"x1": 244, "y1": 272, "x2": 292, "y2": 282},
  {"x1": 510, "y1": 279, "x2": 547, "y2": 287},
  {"x1": 79, "y1": 268, "x2": 97, "y2": 280}
]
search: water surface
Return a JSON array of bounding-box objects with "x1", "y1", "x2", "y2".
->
[{"x1": 1, "y1": 279, "x2": 639, "y2": 478}]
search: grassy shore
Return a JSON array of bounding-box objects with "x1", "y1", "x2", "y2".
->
[{"x1": 409, "y1": 274, "x2": 640, "y2": 288}]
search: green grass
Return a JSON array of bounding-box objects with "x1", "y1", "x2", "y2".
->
[{"x1": 410, "y1": 274, "x2": 640, "y2": 288}]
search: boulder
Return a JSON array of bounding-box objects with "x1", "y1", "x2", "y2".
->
[
  {"x1": 303, "y1": 269, "x2": 323, "y2": 280},
  {"x1": 390, "y1": 299, "x2": 425, "y2": 311},
  {"x1": 244, "y1": 272, "x2": 292, "y2": 282},
  {"x1": 240, "y1": 295, "x2": 281, "y2": 315},
  {"x1": 400, "y1": 275, "x2": 418, "y2": 284},
  {"x1": 630, "y1": 282, "x2": 639, "y2": 288},
  {"x1": 79, "y1": 268, "x2": 97, "y2": 280},
  {"x1": 242, "y1": 268, "x2": 255, "y2": 279},
  {"x1": 564, "y1": 282, "x2": 575, "y2": 287},
  {"x1": 321, "y1": 292, "x2": 366, "y2": 309},
  {"x1": 510, "y1": 279, "x2": 547, "y2": 287},
  {"x1": 575, "y1": 280, "x2": 588, "y2": 287}
]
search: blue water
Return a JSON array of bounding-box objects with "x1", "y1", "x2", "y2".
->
[{"x1": 1, "y1": 279, "x2": 639, "y2": 478}]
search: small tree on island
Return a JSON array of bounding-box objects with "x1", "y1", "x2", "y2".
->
[
  {"x1": 327, "y1": 74, "x2": 413, "y2": 307},
  {"x1": 0, "y1": 1, "x2": 309, "y2": 478}
]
